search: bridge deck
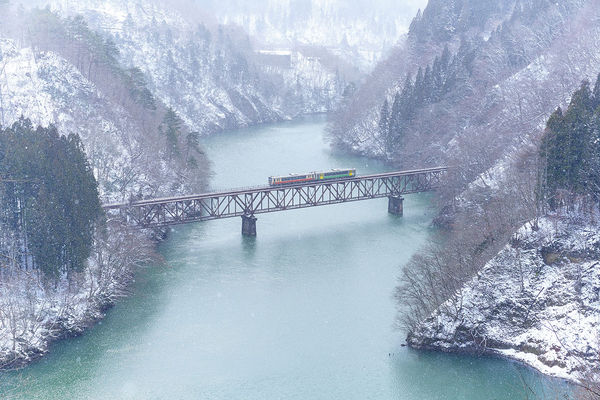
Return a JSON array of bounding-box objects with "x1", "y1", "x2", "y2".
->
[{"x1": 103, "y1": 166, "x2": 447, "y2": 229}]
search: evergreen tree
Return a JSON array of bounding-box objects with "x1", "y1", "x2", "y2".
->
[
  {"x1": 123, "y1": 13, "x2": 134, "y2": 31},
  {"x1": 388, "y1": 91, "x2": 401, "y2": 127},
  {"x1": 0, "y1": 119, "x2": 102, "y2": 278},
  {"x1": 432, "y1": 56, "x2": 443, "y2": 102},
  {"x1": 440, "y1": 44, "x2": 451, "y2": 70},
  {"x1": 442, "y1": 56, "x2": 459, "y2": 96},
  {"x1": 185, "y1": 131, "x2": 201, "y2": 168},
  {"x1": 422, "y1": 65, "x2": 434, "y2": 104},
  {"x1": 161, "y1": 108, "x2": 182, "y2": 159},
  {"x1": 588, "y1": 110, "x2": 600, "y2": 199},
  {"x1": 413, "y1": 67, "x2": 425, "y2": 106},
  {"x1": 342, "y1": 82, "x2": 357, "y2": 101},
  {"x1": 378, "y1": 99, "x2": 390, "y2": 153},
  {"x1": 127, "y1": 67, "x2": 156, "y2": 110},
  {"x1": 539, "y1": 79, "x2": 599, "y2": 207},
  {"x1": 539, "y1": 107, "x2": 566, "y2": 202},
  {"x1": 561, "y1": 82, "x2": 593, "y2": 193},
  {"x1": 398, "y1": 74, "x2": 415, "y2": 120},
  {"x1": 592, "y1": 73, "x2": 600, "y2": 110},
  {"x1": 62, "y1": 133, "x2": 102, "y2": 273},
  {"x1": 101, "y1": 37, "x2": 120, "y2": 69},
  {"x1": 591, "y1": 74, "x2": 600, "y2": 199},
  {"x1": 388, "y1": 92, "x2": 402, "y2": 149}
]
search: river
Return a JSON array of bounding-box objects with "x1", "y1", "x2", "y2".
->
[{"x1": 1, "y1": 115, "x2": 563, "y2": 399}]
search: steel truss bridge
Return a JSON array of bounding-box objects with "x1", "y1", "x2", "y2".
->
[{"x1": 103, "y1": 166, "x2": 448, "y2": 236}]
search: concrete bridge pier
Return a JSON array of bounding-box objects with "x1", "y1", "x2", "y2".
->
[
  {"x1": 242, "y1": 214, "x2": 257, "y2": 236},
  {"x1": 388, "y1": 195, "x2": 404, "y2": 216}
]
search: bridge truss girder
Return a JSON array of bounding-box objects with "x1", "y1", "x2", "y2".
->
[{"x1": 105, "y1": 168, "x2": 447, "y2": 229}]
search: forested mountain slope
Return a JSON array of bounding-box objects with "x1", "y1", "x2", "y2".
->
[
  {"x1": 24, "y1": 0, "x2": 347, "y2": 137},
  {"x1": 0, "y1": 37, "x2": 207, "y2": 203},
  {"x1": 0, "y1": 6, "x2": 206, "y2": 366},
  {"x1": 329, "y1": 0, "x2": 599, "y2": 173},
  {"x1": 369, "y1": 0, "x2": 600, "y2": 384},
  {"x1": 0, "y1": 0, "x2": 351, "y2": 201}
]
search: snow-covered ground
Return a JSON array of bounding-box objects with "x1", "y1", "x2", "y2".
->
[
  {"x1": 0, "y1": 223, "x2": 152, "y2": 370},
  {"x1": 408, "y1": 214, "x2": 600, "y2": 381}
]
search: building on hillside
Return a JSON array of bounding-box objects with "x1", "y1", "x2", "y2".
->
[{"x1": 256, "y1": 50, "x2": 293, "y2": 69}]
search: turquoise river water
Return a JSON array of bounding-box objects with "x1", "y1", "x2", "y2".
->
[{"x1": 0, "y1": 115, "x2": 566, "y2": 399}]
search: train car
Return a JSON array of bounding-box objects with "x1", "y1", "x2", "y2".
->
[
  {"x1": 268, "y1": 169, "x2": 356, "y2": 186},
  {"x1": 268, "y1": 172, "x2": 316, "y2": 186},
  {"x1": 315, "y1": 168, "x2": 356, "y2": 181}
]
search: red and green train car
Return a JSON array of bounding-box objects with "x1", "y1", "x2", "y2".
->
[{"x1": 268, "y1": 168, "x2": 357, "y2": 186}]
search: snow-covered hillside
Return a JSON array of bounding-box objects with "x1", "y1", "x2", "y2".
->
[
  {"x1": 0, "y1": 0, "x2": 352, "y2": 201},
  {"x1": 0, "y1": 39, "x2": 202, "y2": 203},
  {"x1": 408, "y1": 215, "x2": 600, "y2": 381},
  {"x1": 23, "y1": 0, "x2": 346, "y2": 136},
  {"x1": 112, "y1": 19, "x2": 342, "y2": 134},
  {"x1": 371, "y1": 0, "x2": 600, "y2": 385},
  {"x1": 329, "y1": 0, "x2": 599, "y2": 169}
]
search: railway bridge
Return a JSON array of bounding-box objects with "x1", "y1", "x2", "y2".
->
[{"x1": 103, "y1": 166, "x2": 448, "y2": 236}]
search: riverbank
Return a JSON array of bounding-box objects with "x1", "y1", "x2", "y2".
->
[
  {"x1": 0, "y1": 222, "x2": 155, "y2": 371},
  {"x1": 407, "y1": 214, "x2": 600, "y2": 384},
  {"x1": 0, "y1": 283, "x2": 110, "y2": 371}
]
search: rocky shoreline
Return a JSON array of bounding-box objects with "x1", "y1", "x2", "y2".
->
[
  {"x1": 0, "y1": 296, "x2": 114, "y2": 371},
  {"x1": 406, "y1": 216, "x2": 600, "y2": 383}
]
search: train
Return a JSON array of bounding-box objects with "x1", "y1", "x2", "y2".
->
[{"x1": 268, "y1": 168, "x2": 357, "y2": 186}]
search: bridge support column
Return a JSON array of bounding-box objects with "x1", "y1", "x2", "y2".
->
[
  {"x1": 388, "y1": 195, "x2": 404, "y2": 216},
  {"x1": 241, "y1": 214, "x2": 257, "y2": 236}
]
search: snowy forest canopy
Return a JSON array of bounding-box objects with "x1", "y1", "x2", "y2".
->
[{"x1": 0, "y1": 118, "x2": 101, "y2": 278}]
